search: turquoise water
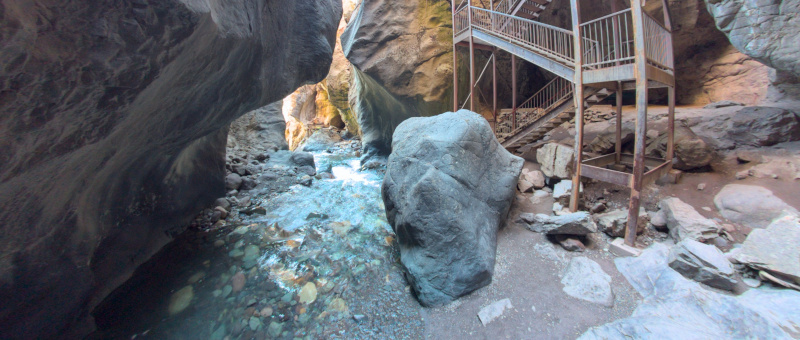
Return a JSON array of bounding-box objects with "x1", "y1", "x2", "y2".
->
[{"x1": 93, "y1": 152, "x2": 424, "y2": 339}]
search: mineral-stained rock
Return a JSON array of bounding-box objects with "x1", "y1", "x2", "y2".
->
[
  {"x1": 536, "y1": 143, "x2": 575, "y2": 179},
  {"x1": 726, "y1": 106, "x2": 800, "y2": 147},
  {"x1": 0, "y1": 0, "x2": 341, "y2": 337},
  {"x1": 735, "y1": 214, "x2": 800, "y2": 284},
  {"x1": 518, "y1": 212, "x2": 598, "y2": 235},
  {"x1": 714, "y1": 184, "x2": 798, "y2": 228},
  {"x1": 668, "y1": 239, "x2": 739, "y2": 291},
  {"x1": 382, "y1": 110, "x2": 523, "y2": 306},
  {"x1": 659, "y1": 197, "x2": 719, "y2": 242}
]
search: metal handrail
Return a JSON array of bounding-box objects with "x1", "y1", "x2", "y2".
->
[
  {"x1": 643, "y1": 11, "x2": 674, "y2": 71},
  {"x1": 579, "y1": 8, "x2": 635, "y2": 70},
  {"x1": 470, "y1": 7, "x2": 576, "y2": 65},
  {"x1": 454, "y1": 5, "x2": 470, "y2": 36},
  {"x1": 495, "y1": 76, "x2": 573, "y2": 139}
]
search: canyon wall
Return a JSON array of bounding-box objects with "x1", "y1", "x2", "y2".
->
[
  {"x1": 342, "y1": 0, "x2": 454, "y2": 161},
  {"x1": 0, "y1": 0, "x2": 341, "y2": 338}
]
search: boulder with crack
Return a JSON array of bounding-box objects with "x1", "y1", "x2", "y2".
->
[
  {"x1": 382, "y1": 110, "x2": 523, "y2": 306},
  {"x1": 536, "y1": 143, "x2": 575, "y2": 179}
]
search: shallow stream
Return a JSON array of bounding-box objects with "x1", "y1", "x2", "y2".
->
[{"x1": 93, "y1": 152, "x2": 424, "y2": 339}]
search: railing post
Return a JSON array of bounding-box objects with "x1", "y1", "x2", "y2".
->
[
  {"x1": 453, "y1": 0, "x2": 458, "y2": 112},
  {"x1": 511, "y1": 54, "x2": 517, "y2": 130},
  {"x1": 493, "y1": 48, "x2": 498, "y2": 124},
  {"x1": 569, "y1": 0, "x2": 584, "y2": 213},
  {"x1": 468, "y1": 0, "x2": 475, "y2": 112},
  {"x1": 625, "y1": 0, "x2": 649, "y2": 247}
]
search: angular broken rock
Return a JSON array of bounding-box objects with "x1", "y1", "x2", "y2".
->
[
  {"x1": 561, "y1": 257, "x2": 614, "y2": 307},
  {"x1": 594, "y1": 208, "x2": 648, "y2": 238},
  {"x1": 518, "y1": 212, "x2": 598, "y2": 235},
  {"x1": 714, "y1": 184, "x2": 798, "y2": 228},
  {"x1": 734, "y1": 214, "x2": 800, "y2": 284},
  {"x1": 536, "y1": 143, "x2": 575, "y2": 179},
  {"x1": 522, "y1": 169, "x2": 546, "y2": 189},
  {"x1": 477, "y1": 298, "x2": 514, "y2": 326},
  {"x1": 659, "y1": 197, "x2": 719, "y2": 242},
  {"x1": 668, "y1": 239, "x2": 739, "y2": 292}
]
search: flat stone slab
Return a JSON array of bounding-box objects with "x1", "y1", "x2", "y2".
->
[
  {"x1": 669, "y1": 239, "x2": 738, "y2": 291},
  {"x1": 561, "y1": 257, "x2": 614, "y2": 307},
  {"x1": 519, "y1": 212, "x2": 598, "y2": 235},
  {"x1": 477, "y1": 298, "x2": 514, "y2": 326},
  {"x1": 735, "y1": 214, "x2": 800, "y2": 283},
  {"x1": 580, "y1": 243, "x2": 800, "y2": 339}
]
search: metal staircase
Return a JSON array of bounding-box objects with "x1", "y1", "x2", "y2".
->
[
  {"x1": 498, "y1": 85, "x2": 613, "y2": 149},
  {"x1": 453, "y1": 0, "x2": 677, "y2": 247}
]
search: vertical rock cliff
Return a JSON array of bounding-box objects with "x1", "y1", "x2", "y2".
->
[
  {"x1": 0, "y1": 0, "x2": 341, "y2": 337},
  {"x1": 341, "y1": 0, "x2": 454, "y2": 161}
]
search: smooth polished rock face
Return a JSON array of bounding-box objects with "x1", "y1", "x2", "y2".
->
[
  {"x1": 0, "y1": 0, "x2": 341, "y2": 338},
  {"x1": 341, "y1": 0, "x2": 454, "y2": 162},
  {"x1": 382, "y1": 110, "x2": 523, "y2": 307},
  {"x1": 704, "y1": 0, "x2": 800, "y2": 77}
]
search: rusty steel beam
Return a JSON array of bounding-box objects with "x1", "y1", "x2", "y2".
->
[
  {"x1": 625, "y1": 0, "x2": 649, "y2": 247},
  {"x1": 615, "y1": 82, "x2": 623, "y2": 163},
  {"x1": 512, "y1": 54, "x2": 517, "y2": 130},
  {"x1": 569, "y1": 0, "x2": 584, "y2": 212},
  {"x1": 469, "y1": 0, "x2": 475, "y2": 112},
  {"x1": 581, "y1": 165, "x2": 632, "y2": 187},
  {"x1": 455, "y1": 42, "x2": 496, "y2": 51},
  {"x1": 493, "y1": 48, "x2": 498, "y2": 123}
]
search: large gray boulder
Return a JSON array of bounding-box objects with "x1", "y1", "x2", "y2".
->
[
  {"x1": 726, "y1": 106, "x2": 800, "y2": 147},
  {"x1": 669, "y1": 239, "x2": 739, "y2": 291},
  {"x1": 0, "y1": 0, "x2": 341, "y2": 338},
  {"x1": 704, "y1": 0, "x2": 800, "y2": 77},
  {"x1": 382, "y1": 110, "x2": 523, "y2": 306},
  {"x1": 714, "y1": 184, "x2": 798, "y2": 228},
  {"x1": 659, "y1": 197, "x2": 719, "y2": 242}
]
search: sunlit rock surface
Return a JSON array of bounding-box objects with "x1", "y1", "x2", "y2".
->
[
  {"x1": 0, "y1": 0, "x2": 341, "y2": 337},
  {"x1": 342, "y1": 0, "x2": 454, "y2": 161}
]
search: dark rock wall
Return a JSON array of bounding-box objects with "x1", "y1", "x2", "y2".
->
[{"x1": 0, "y1": 0, "x2": 341, "y2": 338}]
